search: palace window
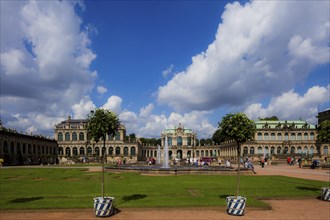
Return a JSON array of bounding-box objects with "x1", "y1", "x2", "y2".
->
[
  {"x1": 79, "y1": 147, "x2": 85, "y2": 155},
  {"x1": 297, "y1": 133, "x2": 302, "y2": 140},
  {"x1": 271, "y1": 147, "x2": 275, "y2": 155},
  {"x1": 58, "y1": 132, "x2": 63, "y2": 141},
  {"x1": 65, "y1": 147, "x2": 71, "y2": 156},
  {"x1": 65, "y1": 132, "x2": 70, "y2": 141},
  {"x1": 257, "y1": 147, "x2": 262, "y2": 154},
  {"x1": 270, "y1": 133, "x2": 275, "y2": 140},
  {"x1": 264, "y1": 133, "x2": 269, "y2": 140},
  {"x1": 277, "y1": 147, "x2": 281, "y2": 154},
  {"x1": 250, "y1": 147, "x2": 255, "y2": 155},
  {"x1": 177, "y1": 136, "x2": 183, "y2": 146},
  {"x1": 168, "y1": 137, "x2": 172, "y2": 146},
  {"x1": 297, "y1": 146, "x2": 302, "y2": 154},
  {"x1": 257, "y1": 133, "x2": 262, "y2": 140},
  {"x1": 187, "y1": 137, "x2": 192, "y2": 146},
  {"x1": 284, "y1": 133, "x2": 289, "y2": 141},
  {"x1": 277, "y1": 133, "x2": 282, "y2": 140},
  {"x1": 304, "y1": 133, "x2": 308, "y2": 140},
  {"x1": 72, "y1": 132, "x2": 77, "y2": 141},
  {"x1": 73, "y1": 147, "x2": 78, "y2": 156},
  {"x1": 79, "y1": 132, "x2": 84, "y2": 141},
  {"x1": 115, "y1": 147, "x2": 120, "y2": 156},
  {"x1": 95, "y1": 147, "x2": 100, "y2": 156},
  {"x1": 131, "y1": 147, "x2": 136, "y2": 156},
  {"x1": 243, "y1": 147, "x2": 248, "y2": 155},
  {"x1": 290, "y1": 133, "x2": 296, "y2": 140},
  {"x1": 109, "y1": 147, "x2": 113, "y2": 155},
  {"x1": 310, "y1": 133, "x2": 315, "y2": 140},
  {"x1": 290, "y1": 147, "x2": 295, "y2": 154},
  {"x1": 324, "y1": 146, "x2": 328, "y2": 155},
  {"x1": 87, "y1": 147, "x2": 92, "y2": 155},
  {"x1": 124, "y1": 147, "x2": 129, "y2": 156}
]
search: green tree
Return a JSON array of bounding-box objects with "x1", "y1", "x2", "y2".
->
[
  {"x1": 317, "y1": 120, "x2": 330, "y2": 143},
  {"x1": 87, "y1": 109, "x2": 120, "y2": 198},
  {"x1": 217, "y1": 113, "x2": 256, "y2": 197}
]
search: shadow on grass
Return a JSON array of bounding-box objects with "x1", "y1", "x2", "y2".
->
[
  {"x1": 219, "y1": 194, "x2": 231, "y2": 199},
  {"x1": 116, "y1": 194, "x2": 147, "y2": 206},
  {"x1": 296, "y1": 186, "x2": 320, "y2": 192},
  {"x1": 122, "y1": 194, "x2": 147, "y2": 202},
  {"x1": 10, "y1": 197, "x2": 43, "y2": 203}
]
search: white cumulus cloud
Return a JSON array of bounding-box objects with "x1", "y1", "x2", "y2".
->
[
  {"x1": 157, "y1": 1, "x2": 329, "y2": 112},
  {"x1": 244, "y1": 85, "x2": 330, "y2": 124}
]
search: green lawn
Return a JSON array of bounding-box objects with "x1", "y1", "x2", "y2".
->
[{"x1": 0, "y1": 167, "x2": 328, "y2": 210}]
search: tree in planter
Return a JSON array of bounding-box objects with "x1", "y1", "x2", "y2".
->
[
  {"x1": 87, "y1": 109, "x2": 120, "y2": 198},
  {"x1": 217, "y1": 113, "x2": 256, "y2": 197}
]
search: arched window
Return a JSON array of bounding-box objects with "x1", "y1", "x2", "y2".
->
[
  {"x1": 290, "y1": 133, "x2": 296, "y2": 140},
  {"x1": 130, "y1": 147, "x2": 136, "y2": 156},
  {"x1": 72, "y1": 132, "x2": 77, "y2": 141},
  {"x1": 303, "y1": 146, "x2": 308, "y2": 155},
  {"x1": 65, "y1": 132, "x2": 70, "y2": 141},
  {"x1": 124, "y1": 147, "x2": 129, "y2": 156},
  {"x1": 205, "y1": 150, "x2": 209, "y2": 157},
  {"x1": 196, "y1": 150, "x2": 200, "y2": 157},
  {"x1": 277, "y1": 147, "x2": 281, "y2": 154},
  {"x1": 310, "y1": 133, "x2": 315, "y2": 140},
  {"x1": 277, "y1": 133, "x2": 282, "y2": 140},
  {"x1": 201, "y1": 150, "x2": 204, "y2": 157},
  {"x1": 264, "y1": 133, "x2": 269, "y2": 140},
  {"x1": 297, "y1": 133, "x2": 302, "y2": 140},
  {"x1": 257, "y1": 147, "x2": 262, "y2": 154},
  {"x1": 243, "y1": 147, "x2": 248, "y2": 155},
  {"x1": 187, "y1": 137, "x2": 192, "y2": 146},
  {"x1": 65, "y1": 147, "x2": 71, "y2": 156},
  {"x1": 304, "y1": 133, "x2": 308, "y2": 140},
  {"x1": 284, "y1": 133, "x2": 289, "y2": 140},
  {"x1": 264, "y1": 146, "x2": 269, "y2": 154},
  {"x1": 310, "y1": 146, "x2": 314, "y2": 154},
  {"x1": 250, "y1": 147, "x2": 255, "y2": 155},
  {"x1": 115, "y1": 132, "x2": 120, "y2": 141},
  {"x1": 177, "y1": 136, "x2": 183, "y2": 146},
  {"x1": 284, "y1": 147, "x2": 288, "y2": 154},
  {"x1": 168, "y1": 137, "x2": 172, "y2": 146},
  {"x1": 22, "y1": 143, "x2": 26, "y2": 154},
  {"x1": 257, "y1": 133, "x2": 262, "y2": 140},
  {"x1": 58, "y1": 132, "x2": 63, "y2": 141},
  {"x1": 73, "y1": 147, "x2": 78, "y2": 156},
  {"x1": 79, "y1": 132, "x2": 84, "y2": 141},
  {"x1": 79, "y1": 147, "x2": 85, "y2": 155},
  {"x1": 109, "y1": 147, "x2": 113, "y2": 155},
  {"x1": 324, "y1": 146, "x2": 328, "y2": 155},
  {"x1": 271, "y1": 147, "x2": 275, "y2": 155},
  {"x1": 115, "y1": 147, "x2": 120, "y2": 156},
  {"x1": 290, "y1": 147, "x2": 295, "y2": 154},
  {"x1": 297, "y1": 146, "x2": 302, "y2": 154},
  {"x1": 271, "y1": 133, "x2": 275, "y2": 140},
  {"x1": 95, "y1": 147, "x2": 100, "y2": 156},
  {"x1": 87, "y1": 147, "x2": 92, "y2": 155}
]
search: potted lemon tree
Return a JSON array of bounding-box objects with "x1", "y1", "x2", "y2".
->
[
  {"x1": 87, "y1": 109, "x2": 120, "y2": 217},
  {"x1": 217, "y1": 113, "x2": 255, "y2": 216}
]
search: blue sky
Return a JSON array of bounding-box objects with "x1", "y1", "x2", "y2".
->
[{"x1": 1, "y1": 0, "x2": 329, "y2": 139}]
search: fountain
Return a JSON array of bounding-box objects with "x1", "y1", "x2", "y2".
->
[{"x1": 163, "y1": 135, "x2": 169, "y2": 168}]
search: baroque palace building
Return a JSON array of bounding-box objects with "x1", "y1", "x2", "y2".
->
[
  {"x1": 218, "y1": 119, "x2": 329, "y2": 160},
  {"x1": 54, "y1": 116, "x2": 141, "y2": 163},
  {"x1": 0, "y1": 125, "x2": 58, "y2": 165},
  {"x1": 143, "y1": 123, "x2": 221, "y2": 162}
]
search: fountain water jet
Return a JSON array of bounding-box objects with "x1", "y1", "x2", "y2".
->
[{"x1": 163, "y1": 135, "x2": 169, "y2": 168}]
